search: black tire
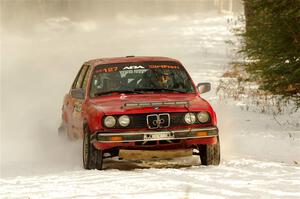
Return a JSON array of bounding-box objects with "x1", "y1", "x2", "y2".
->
[
  {"x1": 198, "y1": 136, "x2": 220, "y2": 166},
  {"x1": 83, "y1": 125, "x2": 96, "y2": 169},
  {"x1": 83, "y1": 125, "x2": 104, "y2": 170},
  {"x1": 95, "y1": 149, "x2": 104, "y2": 170}
]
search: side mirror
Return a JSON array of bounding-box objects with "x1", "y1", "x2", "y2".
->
[
  {"x1": 71, "y1": 88, "x2": 85, "y2": 99},
  {"x1": 197, "y1": 83, "x2": 211, "y2": 94}
]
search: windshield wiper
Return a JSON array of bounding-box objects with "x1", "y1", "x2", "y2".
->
[
  {"x1": 94, "y1": 90, "x2": 143, "y2": 96},
  {"x1": 134, "y1": 88, "x2": 187, "y2": 93}
]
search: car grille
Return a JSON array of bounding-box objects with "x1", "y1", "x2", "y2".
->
[
  {"x1": 130, "y1": 113, "x2": 185, "y2": 128},
  {"x1": 146, "y1": 113, "x2": 170, "y2": 129},
  {"x1": 112, "y1": 112, "x2": 205, "y2": 129}
]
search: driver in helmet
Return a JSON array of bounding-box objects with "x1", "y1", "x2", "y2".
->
[{"x1": 156, "y1": 72, "x2": 171, "y2": 88}]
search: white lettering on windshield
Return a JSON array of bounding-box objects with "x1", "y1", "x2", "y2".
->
[
  {"x1": 120, "y1": 69, "x2": 147, "y2": 77},
  {"x1": 123, "y1": 65, "x2": 145, "y2": 70}
]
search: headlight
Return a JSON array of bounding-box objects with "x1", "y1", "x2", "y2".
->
[
  {"x1": 184, "y1": 113, "x2": 196, "y2": 124},
  {"x1": 197, "y1": 112, "x2": 210, "y2": 123},
  {"x1": 104, "y1": 116, "x2": 116, "y2": 128},
  {"x1": 118, "y1": 115, "x2": 130, "y2": 127}
]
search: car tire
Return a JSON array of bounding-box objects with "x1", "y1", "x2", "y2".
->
[
  {"x1": 95, "y1": 149, "x2": 104, "y2": 170},
  {"x1": 198, "y1": 136, "x2": 220, "y2": 166},
  {"x1": 83, "y1": 125, "x2": 96, "y2": 169},
  {"x1": 82, "y1": 125, "x2": 103, "y2": 170}
]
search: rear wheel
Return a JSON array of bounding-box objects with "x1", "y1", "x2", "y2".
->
[{"x1": 198, "y1": 136, "x2": 220, "y2": 165}]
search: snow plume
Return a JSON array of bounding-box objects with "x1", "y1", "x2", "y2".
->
[
  {"x1": 0, "y1": 34, "x2": 83, "y2": 178},
  {"x1": 2, "y1": 5, "x2": 88, "y2": 178}
]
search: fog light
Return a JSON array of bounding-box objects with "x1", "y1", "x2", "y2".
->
[
  {"x1": 111, "y1": 136, "x2": 123, "y2": 141},
  {"x1": 196, "y1": 131, "x2": 208, "y2": 137}
]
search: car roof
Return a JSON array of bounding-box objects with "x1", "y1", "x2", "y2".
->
[{"x1": 84, "y1": 56, "x2": 182, "y2": 67}]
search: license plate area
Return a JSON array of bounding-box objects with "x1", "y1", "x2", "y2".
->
[{"x1": 144, "y1": 132, "x2": 175, "y2": 140}]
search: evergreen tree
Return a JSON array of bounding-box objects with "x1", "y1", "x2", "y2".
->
[{"x1": 241, "y1": 0, "x2": 300, "y2": 108}]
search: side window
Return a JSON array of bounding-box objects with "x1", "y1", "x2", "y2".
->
[
  {"x1": 72, "y1": 65, "x2": 88, "y2": 89},
  {"x1": 72, "y1": 65, "x2": 84, "y2": 89},
  {"x1": 82, "y1": 66, "x2": 92, "y2": 89}
]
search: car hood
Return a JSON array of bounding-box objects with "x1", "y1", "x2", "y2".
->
[{"x1": 89, "y1": 93, "x2": 212, "y2": 115}]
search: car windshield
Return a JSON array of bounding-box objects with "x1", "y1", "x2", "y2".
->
[{"x1": 90, "y1": 61, "x2": 195, "y2": 97}]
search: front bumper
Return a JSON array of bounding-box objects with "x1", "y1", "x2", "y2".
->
[{"x1": 92, "y1": 126, "x2": 218, "y2": 143}]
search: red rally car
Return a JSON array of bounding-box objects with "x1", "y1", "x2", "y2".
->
[{"x1": 59, "y1": 56, "x2": 220, "y2": 170}]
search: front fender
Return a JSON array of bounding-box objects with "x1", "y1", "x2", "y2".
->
[{"x1": 83, "y1": 103, "x2": 104, "y2": 133}]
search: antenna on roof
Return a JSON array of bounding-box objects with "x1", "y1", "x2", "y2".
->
[{"x1": 126, "y1": 55, "x2": 135, "y2": 58}]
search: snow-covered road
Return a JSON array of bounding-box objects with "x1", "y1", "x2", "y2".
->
[
  {"x1": 1, "y1": 1, "x2": 299, "y2": 198},
  {"x1": 1, "y1": 159, "x2": 300, "y2": 199}
]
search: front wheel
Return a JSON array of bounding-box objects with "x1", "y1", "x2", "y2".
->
[
  {"x1": 95, "y1": 149, "x2": 104, "y2": 170},
  {"x1": 197, "y1": 136, "x2": 220, "y2": 166},
  {"x1": 83, "y1": 125, "x2": 104, "y2": 170}
]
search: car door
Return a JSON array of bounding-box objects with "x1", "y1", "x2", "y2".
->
[
  {"x1": 64, "y1": 65, "x2": 89, "y2": 138},
  {"x1": 71, "y1": 65, "x2": 92, "y2": 138}
]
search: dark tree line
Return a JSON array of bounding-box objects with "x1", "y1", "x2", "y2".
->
[{"x1": 240, "y1": 0, "x2": 300, "y2": 109}]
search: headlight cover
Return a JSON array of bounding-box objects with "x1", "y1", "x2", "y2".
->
[
  {"x1": 118, "y1": 115, "x2": 130, "y2": 127},
  {"x1": 104, "y1": 116, "x2": 116, "y2": 128},
  {"x1": 184, "y1": 113, "x2": 196, "y2": 124},
  {"x1": 197, "y1": 112, "x2": 210, "y2": 123}
]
